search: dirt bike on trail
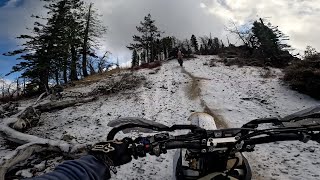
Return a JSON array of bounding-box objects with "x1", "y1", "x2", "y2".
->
[{"x1": 106, "y1": 106, "x2": 320, "y2": 180}]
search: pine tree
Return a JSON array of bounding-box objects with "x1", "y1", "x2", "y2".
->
[
  {"x1": 252, "y1": 18, "x2": 292, "y2": 67},
  {"x1": 4, "y1": 0, "x2": 89, "y2": 91},
  {"x1": 199, "y1": 45, "x2": 204, "y2": 55},
  {"x1": 208, "y1": 37, "x2": 220, "y2": 55},
  {"x1": 81, "y1": 3, "x2": 93, "y2": 77},
  {"x1": 200, "y1": 36, "x2": 209, "y2": 55},
  {"x1": 131, "y1": 49, "x2": 138, "y2": 67},
  {"x1": 128, "y1": 14, "x2": 163, "y2": 63},
  {"x1": 140, "y1": 52, "x2": 146, "y2": 64},
  {"x1": 161, "y1": 36, "x2": 174, "y2": 59},
  {"x1": 183, "y1": 39, "x2": 192, "y2": 55},
  {"x1": 81, "y1": 3, "x2": 107, "y2": 77},
  {"x1": 190, "y1": 35, "x2": 199, "y2": 53}
]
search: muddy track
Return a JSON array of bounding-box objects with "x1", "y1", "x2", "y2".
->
[{"x1": 181, "y1": 68, "x2": 228, "y2": 129}]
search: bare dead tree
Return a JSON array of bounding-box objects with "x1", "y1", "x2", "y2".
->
[
  {"x1": 225, "y1": 21, "x2": 251, "y2": 47},
  {"x1": 97, "y1": 51, "x2": 110, "y2": 73}
]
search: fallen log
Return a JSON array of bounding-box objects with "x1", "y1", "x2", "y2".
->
[
  {"x1": 0, "y1": 116, "x2": 91, "y2": 179},
  {"x1": 10, "y1": 96, "x2": 97, "y2": 130},
  {"x1": 0, "y1": 142, "x2": 90, "y2": 180},
  {"x1": 0, "y1": 94, "x2": 98, "y2": 179},
  {"x1": 35, "y1": 96, "x2": 98, "y2": 112}
]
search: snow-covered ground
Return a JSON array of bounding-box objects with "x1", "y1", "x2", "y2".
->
[
  {"x1": 184, "y1": 56, "x2": 320, "y2": 180},
  {"x1": 1, "y1": 55, "x2": 320, "y2": 179}
]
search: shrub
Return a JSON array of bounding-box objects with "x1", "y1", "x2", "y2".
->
[
  {"x1": 140, "y1": 61, "x2": 162, "y2": 69},
  {"x1": 283, "y1": 59, "x2": 320, "y2": 99}
]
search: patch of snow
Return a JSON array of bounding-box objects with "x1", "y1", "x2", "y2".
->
[
  {"x1": 16, "y1": 169, "x2": 33, "y2": 178},
  {"x1": 1, "y1": 55, "x2": 320, "y2": 179},
  {"x1": 184, "y1": 55, "x2": 320, "y2": 179}
]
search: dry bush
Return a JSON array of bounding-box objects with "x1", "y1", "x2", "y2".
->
[
  {"x1": 73, "y1": 68, "x2": 130, "y2": 86},
  {"x1": 260, "y1": 68, "x2": 276, "y2": 78},
  {"x1": 93, "y1": 74, "x2": 146, "y2": 95},
  {"x1": 140, "y1": 61, "x2": 162, "y2": 69},
  {"x1": 283, "y1": 59, "x2": 320, "y2": 99},
  {"x1": 218, "y1": 46, "x2": 294, "y2": 68}
]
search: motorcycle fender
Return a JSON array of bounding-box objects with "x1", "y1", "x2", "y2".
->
[{"x1": 189, "y1": 112, "x2": 217, "y2": 130}]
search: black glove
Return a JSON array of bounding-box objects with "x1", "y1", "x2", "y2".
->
[{"x1": 89, "y1": 138, "x2": 132, "y2": 167}]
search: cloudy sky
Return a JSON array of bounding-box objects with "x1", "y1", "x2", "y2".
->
[{"x1": 0, "y1": 0, "x2": 319, "y2": 79}]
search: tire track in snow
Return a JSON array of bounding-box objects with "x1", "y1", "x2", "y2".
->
[{"x1": 180, "y1": 67, "x2": 228, "y2": 129}]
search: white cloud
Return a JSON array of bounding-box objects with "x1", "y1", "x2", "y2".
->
[
  {"x1": 200, "y1": 3, "x2": 207, "y2": 8},
  {"x1": 206, "y1": 0, "x2": 320, "y2": 51}
]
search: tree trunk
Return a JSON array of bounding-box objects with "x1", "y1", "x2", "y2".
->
[
  {"x1": 150, "y1": 42, "x2": 154, "y2": 62},
  {"x1": 89, "y1": 63, "x2": 95, "y2": 75},
  {"x1": 63, "y1": 57, "x2": 68, "y2": 84},
  {"x1": 82, "y1": 3, "x2": 92, "y2": 78},
  {"x1": 146, "y1": 45, "x2": 149, "y2": 63},
  {"x1": 39, "y1": 69, "x2": 49, "y2": 93},
  {"x1": 70, "y1": 45, "x2": 78, "y2": 81},
  {"x1": 23, "y1": 78, "x2": 26, "y2": 95},
  {"x1": 55, "y1": 70, "x2": 59, "y2": 85}
]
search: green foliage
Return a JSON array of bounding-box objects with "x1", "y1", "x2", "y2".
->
[
  {"x1": 284, "y1": 46, "x2": 320, "y2": 99},
  {"x1": 226, "y1": 18, "x2": 293, "y2": 68},
  {"x1": 304, "y1": 46, "x2": 320, "y2": 61},
  {"x1": 128, "y1": 14, "x2": 163, "y2": 63},
  {"x1": 199, "y1": 36, "x2": 222, "y2": 55},
  {"x1": 4, "y1": 0, "x2": 106, "y2": 93},
  {"x1": 190, "y1": 35, "x2": 199, "y2": 53},
  {"x1": 131, "y1": 49, "x2": 139, "y2": 67},
  {"x1": 161, "y1": 36, "x2": 174, "y2": 59}
]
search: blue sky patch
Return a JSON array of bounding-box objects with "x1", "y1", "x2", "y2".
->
[
  {"x1": 0, "y1": 0, "x2": 10, "y2": 7},
  {"x1": 0, "y1": 0, "x2": 24, "y2": 8}
]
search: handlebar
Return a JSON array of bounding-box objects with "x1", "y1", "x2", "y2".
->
[
  {"x1": 126, "y1": 128, "x2": 320, "y2": 158},
  {"x1": 165, "y1": 141, "x2": 202, "y2": 149},
  {"x1": 244, "y1": 133, "x2": 310, "y2": 145}
]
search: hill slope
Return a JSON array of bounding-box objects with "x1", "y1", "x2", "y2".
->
[{"x1": 1, "y1": 55, "x2": 320, "y2": 179}]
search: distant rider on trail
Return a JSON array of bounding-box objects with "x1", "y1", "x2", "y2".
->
[{"x1": 177, "y1": 49, "x2": 184, "y2": 67}]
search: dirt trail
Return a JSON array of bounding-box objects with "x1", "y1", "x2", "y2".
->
[{"x1": 181, "y1": 68, "x2": 228, "y2": 129}]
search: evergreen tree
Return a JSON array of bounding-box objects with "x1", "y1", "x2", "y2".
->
[
  {"x1": 81, "y1": 3, "x2": 107, "y2": 77},
  {"x1": 184, "y1": 39, "x2": 192, "y2": 55},
  {"x1": 161, "y1": 36, "x2": 174, "y2": 59},
  {"x1": 131, "y1": 49, "x2": 138, "y2": 67},
  {"x1": 190, "y1": 35, "x2": 199, "y2": 53},
  {"x1": 199, "y1": 45, "x2": 204, "y2": 55},
  {"x1": 200, "y1": 36, "x2": 209, "y2": 55},
  {"x1": 252, "y1": 18, "x2": 292, "y2": 67},
  {"x1": 4, "y1": 0, "x2": 89, "y2": 91},
  {"x1": 128, "y1": 14, "x2": 163, "y2": 63},
  {"x1": 208, "y1": 37, "x2": 221, "y2": 55},
  {"x1": 140, "y1": 51, "x2": 146, "y2": 64}
]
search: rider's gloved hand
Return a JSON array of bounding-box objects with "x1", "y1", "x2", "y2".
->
[{"x1": 89, "y1": 138, "x2": 132, "y2": 167}]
